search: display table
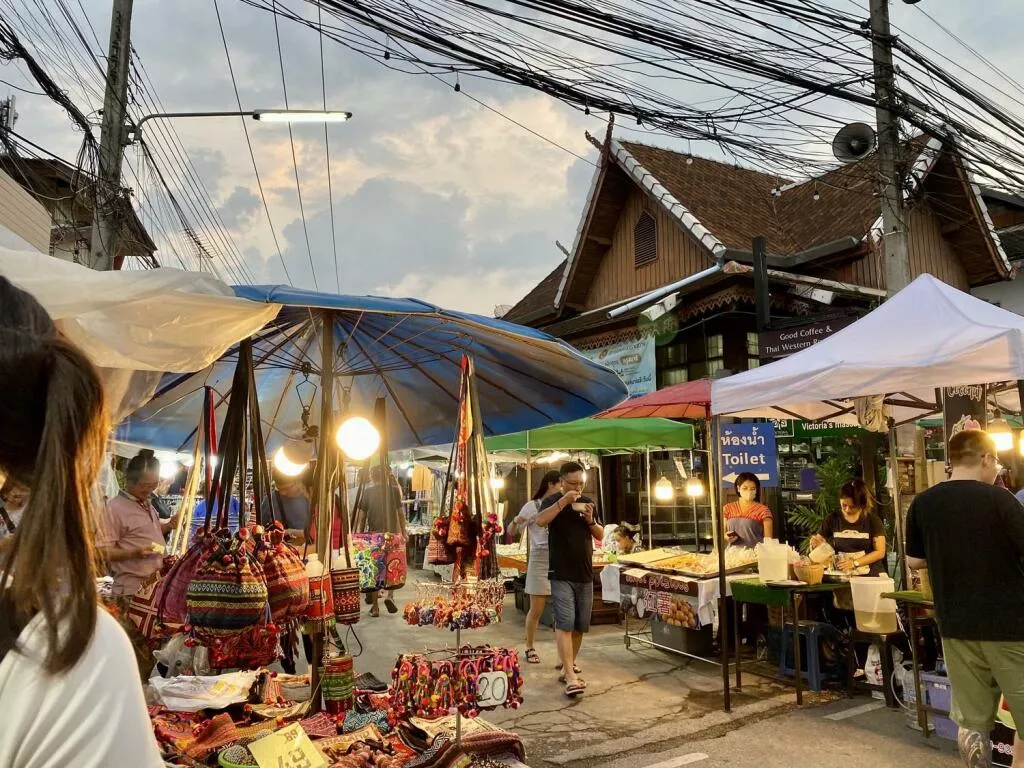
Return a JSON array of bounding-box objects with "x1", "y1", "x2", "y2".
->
[
  {"x1": 883, "y1": 590, "x2": 937, "y2": 734},
  {"x1": 615, "y1": 565, "x2": 752, "y2": 664},
  {"x1": 730, "y1": 578, "x2": 848, "y2": 705}
]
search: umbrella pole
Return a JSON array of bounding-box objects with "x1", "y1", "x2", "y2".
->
[
  {"x1": 888, "y1": 419, "x2": 907, "y2": 589},
  {"x1": 645, "y1": 446, "x2": 653, "y2": 548},
  {"x1": 710, "y1": 414, "x2": 731, "y2": 713},
  {"x1": 525, "y1": 433, "x2": 531, "y2": 552},
  {"x1": 312, "y1": 310, "x2": 335, "y2": 714}
]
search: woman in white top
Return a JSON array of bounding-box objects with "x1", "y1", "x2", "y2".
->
[
  {"x1": 507, "y1": 470, "x2": 561, "y2": 665},
  {"x1": 0, "y1": 277, "x2": 163, "y2": 768}
]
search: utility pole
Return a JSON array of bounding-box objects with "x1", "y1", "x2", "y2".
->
[
  {"x1": 88, "y1": 0, "x2": 134, "y2": 271},
  {"x1": 869, "y1": 0, "x2": 911, "y2": 295}
]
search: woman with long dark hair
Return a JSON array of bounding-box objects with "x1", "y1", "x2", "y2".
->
[
  {"x1": 0, "y1": 277, "x2": 162, "y2": 766},
  {"x1": 507, "y1": 470, "x2": 562, "y2": 665}
]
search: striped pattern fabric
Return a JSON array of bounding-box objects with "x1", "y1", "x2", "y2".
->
[
  {"x1": 261, "y1": 541, "x2": 309, "y2": 622},
  {"x1": 186, "y1": 549, "x2": 268, "y2": 640}
]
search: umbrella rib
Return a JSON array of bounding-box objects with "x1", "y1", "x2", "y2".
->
[
  {"x1": 347, "y1": 328, "x2": 426, "y2": 446},
  {"x1": 264, "y1": 322, "x2": 322, "y2": 439}
]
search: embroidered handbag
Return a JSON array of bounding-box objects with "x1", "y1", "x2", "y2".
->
[
  {"x1": 331, "y1": 567, "x2": 361, "y2": 626},
  {"x1": 382, "y1": 533, "x2": 407, "y2": 590},
  {"x1": 186, "y1": 530, "x2": 269, "y2": 642},
  {"x1": 258, "y1": 524, "x2": 310, "y2": 622},
  {"x1": 351, "y1": 532, "x2": 386, "y2": 593},
  {"x1": 426, "y1": 517, "x2": 453, "y2": 565},
  {"x1": 127, "y1": 558, "x2": 176, "y2": 645}
]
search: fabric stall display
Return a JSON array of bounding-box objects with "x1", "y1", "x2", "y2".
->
[
  {"x1": 475, "y1": 513, "x2": 501, "y2": 581},
  {"x1": 403, "y1": 581, "x2": 505, "y2": 632},
  {"x1": 404, "y1": 731, "x2": 526, "y2": 768},
  {"x1": 352, "y1": 532, "x2": 409, "y2": 593},
  {"x1": 322, "y1": 654, "x2": 357, "y2": 715},
  {"x1": 257, "y1": 522, "x2": 310, "y2": 622},
  {"x1": 428, "y1": 516, "x2": 455, "y2": 566},
  {"x1": 390, "y1": 647, "x2": 523, "y2": 719}
]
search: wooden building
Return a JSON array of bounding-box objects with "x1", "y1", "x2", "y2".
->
[{"x1": 504, "y1": 129, "x2": 1015, "y2": 541}]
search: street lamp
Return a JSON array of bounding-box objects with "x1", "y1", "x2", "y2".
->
[{"x1": 127, "y1": 109, "x2": 353, "y2": 143}]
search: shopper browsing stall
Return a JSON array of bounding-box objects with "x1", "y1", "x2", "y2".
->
[
  {"x1": 0, "y1": 276, "x2": 163, "y2": 768},
  {"x1": 809, "y1": 478, "x2": 886, "y2": 576},
  {"x1": 507, "y1": 469, "x2": 561, "y2": 665},
  {"x1": 535, "y1": 461, "x2": 603, "y2": 698},
  {"x1": 353, "y1": 465, "x2": 406, "y2": 617},
  {"x1": 722, "y1": 472, "x2": 773, "y2": 548},
  {"x1": 906, "y1": 430, "x2": 1024, "y2": 768}
]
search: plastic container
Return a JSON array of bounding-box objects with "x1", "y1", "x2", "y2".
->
[
  {"x1": 758, "y1": 540, "x2": 790, "y2": 583},
  {"x1": 809, "y1": 542, "x2": 835, "y2": 564},
  {"x1": 850, "y1": 575, "x2": 898, "y2": 633}
]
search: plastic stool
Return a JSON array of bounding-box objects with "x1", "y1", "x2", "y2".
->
[{"x1": 779, "y1": 621, "x2": 839, "y2": 692}]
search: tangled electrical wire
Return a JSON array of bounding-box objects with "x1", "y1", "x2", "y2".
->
[{"x1": 240, "y1": 0, "x2": 1024, "y2": 192}]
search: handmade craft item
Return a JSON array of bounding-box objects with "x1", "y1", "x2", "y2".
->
[
  {"x1": 322, "y1": 654, "x2": 356, "y2": 715},
  {"x1": 185, "y1": 529, "x2": 269, "y2": 643},
  {"x1": 331, "y1": 566, "x2": 361, "y2": 625},
  {"x1": 257, "y1": 523, "x2": 310, "y2": 622}
]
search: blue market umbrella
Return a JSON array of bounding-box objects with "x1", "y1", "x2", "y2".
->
[{"x1": 116, "y1": 286, "x2": 628, "y2": 452}]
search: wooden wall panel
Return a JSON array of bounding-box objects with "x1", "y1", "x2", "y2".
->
[
  {"x1": 907, "y1": 204, "x2": 969, "y2": 290},
  {"x1": 0, "y1": 167, "x2": 50, "y2": 252},
  {"x1": 584, "y1": 188, "x2": 714, "y2": 310}
]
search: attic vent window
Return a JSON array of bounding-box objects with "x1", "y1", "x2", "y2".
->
[{"x1": 634, "y1": 211, "x2": 657, "y2": 266}]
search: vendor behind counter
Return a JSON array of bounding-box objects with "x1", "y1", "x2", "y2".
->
[
  {"x1": 723, "y1": 472, "x2": 773, "y2": 549},
  {"x1": 810, "y1": 478, "x2": 886, "y2": 576}
]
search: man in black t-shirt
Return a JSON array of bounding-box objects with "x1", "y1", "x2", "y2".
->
[
  {"x1": 535, "y1": 461, "x2": 603, "y2": 698},
  {"x1": 906, "y1": 429, "x2": 1024, "y2": 768}
]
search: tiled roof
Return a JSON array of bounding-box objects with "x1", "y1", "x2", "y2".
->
[{"x1": 502, "y1": 259, "x2": 566, "y2": 324}]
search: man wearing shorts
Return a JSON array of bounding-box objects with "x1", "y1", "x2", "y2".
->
[
  {"x1": 906, "y1": 429, "x2": 1024, "y2": 768},
  {"x1": 536, "y1": 461, "x2": 603, "y2": 697}
]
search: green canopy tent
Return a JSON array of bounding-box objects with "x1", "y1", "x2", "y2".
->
[
  {"x1": 484, "y1": 417, "x2": 693, "y2": 452},
  {"x1": 485, "y1": 417, "x2": 695, "y2": 547}
]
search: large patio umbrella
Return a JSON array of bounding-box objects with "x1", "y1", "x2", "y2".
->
[
  {"x1": 597, "y1": 379, "x2": 712, "y2": 420},
  {"x1": 116, "y1": 285, "x2": 629, "y2": 453}
]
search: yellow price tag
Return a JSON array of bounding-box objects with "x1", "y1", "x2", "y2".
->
[{"x1": 247, "y1": 723, "x2": 327, "y2": 768}]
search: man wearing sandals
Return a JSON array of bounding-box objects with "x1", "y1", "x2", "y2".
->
[{"x1": 536, "y1": 461, "x2": 603, "y2": 697}]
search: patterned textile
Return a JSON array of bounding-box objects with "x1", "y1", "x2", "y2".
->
[
  {"x1": 341, "y1": 709, "x2": 391, "y2": 734},
  {"x1": 259, "y1": 534, "x2": 310, "y2": 622},
  {"x1": 427, "y1": 532, "x2": 454, "y2": 565},
  {"x1": 184, "y1": 713, "x2": 237, "y2": 760},
  {"x1": 186, "y1": 535, "x2": 268, "y2": 641},
  {"x1": 103, "y1": 596, "x2": 155, "y2": 680},
  {"x1": 314, "y1": 725, "x2": 384, "y2": 753},
  {"x1": 232, "y1": 717, "x2": 283, "y2": 745},
  {"x1": 352, "y1": 533, "x2": 407, "y2": 592},
  {"x1": 299, "y1": 712, "x2": 339, "y2": 740},
  {"x1": 158, "y1": 540, "x2": 211, "y2": 628},
  {"x1": 206, "y1": 623, "x2": 280, "y2": 669},
  {"x1": 331, "y1": 567, "x2": 361, "y2": 625},
  {"x1": 249, "y1": 701, "x2": 309, "y2": 721},
  {"x1": 149, "y1": 707, "x2": 198, "y2": 755},
  {"x1": 127, "y1": 560, "x2": 178, "y2": 644}
]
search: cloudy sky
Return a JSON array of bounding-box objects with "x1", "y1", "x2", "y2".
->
[{"x1": 2, "y1": 0, "x2": 1018, "y2": 315}]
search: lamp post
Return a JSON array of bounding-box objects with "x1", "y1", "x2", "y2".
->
[{"x1": 127, "y1": 109, "x2": 353, "y2": 143}]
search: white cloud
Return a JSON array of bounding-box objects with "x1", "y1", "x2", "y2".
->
[{"x1": 375, "y1": 267, "x2": 543, "y2": 316}]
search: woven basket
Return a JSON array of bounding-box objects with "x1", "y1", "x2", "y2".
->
[{"x1": 793, "y1": 562, "x2": 825, "y2": 585}]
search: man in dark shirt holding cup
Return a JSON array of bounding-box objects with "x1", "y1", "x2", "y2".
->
[
  {"x1": 906, "y1": 429, "x2": 1024, "y2": 768},
  {"x1": 536, "y1": 461, "x2": 603, "y2": 698}
]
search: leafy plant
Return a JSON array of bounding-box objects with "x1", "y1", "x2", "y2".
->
[{"x1": 786, "y1": 456, "x2": 853, "y2": 551}]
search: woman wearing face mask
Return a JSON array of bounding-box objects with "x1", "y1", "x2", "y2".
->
[
  {"x1": 0, "y1": 277, "x2": 163, "y2": 767},
  {"x1": 722, "y1": 472, "x2": 773, "y2": 548}
]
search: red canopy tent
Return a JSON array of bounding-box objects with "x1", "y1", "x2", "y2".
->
[{"x1": 598, "y1": 379, "x2": 711, "y2": 420}]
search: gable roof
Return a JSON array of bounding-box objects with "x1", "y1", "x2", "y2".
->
[
  {"x1": 503, "y1": 259, "x2": 566, "y2": 325},
  {"x1": 551, "y1": 132, "x2": 1012, "y2": 315}
]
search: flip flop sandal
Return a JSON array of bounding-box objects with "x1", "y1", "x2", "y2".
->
[
  {"x1": 558, "y1": 675, "x2": 587, "y2": 688},
  {"x1": 556, "y1": 663, "x2": 582, "y2": 674},
  {"x1": 525, "y1": 649, "x2": 541, "y2": 664},
  {"x1": 564, "y1": 681, "x2": 586, "y2": 698},
  {"x1": 384, "y1": 598, "x2": 398, "y2": 614}
]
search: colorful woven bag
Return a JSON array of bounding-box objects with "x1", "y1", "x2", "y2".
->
[
  {"x1": 427, "y1": 517, "x2": 453, "y2": 565},
  {"x1": 382, "y1": 533, "x2": 407, "y2": 590},
  {"x1": 351, "y1": 533, "x2": 386, "y2": 593},
  {"x1": 186, "y1": 530, "x2": 268, "y2": 642},
  {"x1": 331, "y1": 567, "x2": 361, "y2": 626},
  {"x1": 127, "y1": 559, "x2": 174, "y2": 645},
  {"x1": 206, "y1": 623, "x2": 281, "y2": 670},
  {"x1": 156, "y1": 534, "x2": 215, "y2": 631},
  {"x1": 258, "y1": 524, "x2": 310, "y2": 622}
]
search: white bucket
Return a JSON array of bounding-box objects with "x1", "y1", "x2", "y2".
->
[{"x1": 849, "y1": 575, "x2": 897, "y2": 633}]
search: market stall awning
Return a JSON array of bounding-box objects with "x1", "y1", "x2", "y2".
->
[
  {"x1": 711, "y1": 274, "x2": 1024, "y2": 420},
  {"x1": 598, "y1": 379, "x2": 711, "y2": 420},
  {"x1": 484, "y1": 417, "x2": 693, "y2": 451},
  {"x1": 117, "y1": 285, "x2": 628, "y2": 453}
]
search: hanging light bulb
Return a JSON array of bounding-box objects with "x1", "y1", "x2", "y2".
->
[
  {"x1": 273, "y1": 440, "x2": 313, "y2": 477},
  {"x1": 336, "y1": 416, "x2": 381, "y2": 461},
  {"x1": 157, "y1": 452, "x2": 179, "y2": 480},
  {"x1": 686, "y1": 477, "x2": 705, "y2": 498},
  {"x1": 490, "y1": 477, "x2": 505, "y2": 490},
  {"x1": 988, "y1": 412, "x2": 1014, "y2": 453},
  {"x1": 654, "y1": 476, "x2": 675, "y2": 502},
  {"x1": 180, "y1": 454, "x2": 195, "y2": 468}
]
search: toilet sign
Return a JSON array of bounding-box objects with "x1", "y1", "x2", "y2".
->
[{"x1": 720, "y1": 422, "x2": 779, "y2": 488}]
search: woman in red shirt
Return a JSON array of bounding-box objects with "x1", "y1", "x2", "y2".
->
[{"x1": 722, "y1": 472, "x2": 773, "y2": 548}]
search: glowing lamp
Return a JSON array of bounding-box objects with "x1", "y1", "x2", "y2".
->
[
  {"x1": 335, "y1": 416, "x2": 380, "y2": 461},
  {"x1": 157, "y1": 452, "x2": 179, "y2": 480},
  {"x1": 654, "y1": 476, "x2": 675, "y2": 502},
  {"x1": 685, "y1": 477, "x2": 705, "y2": 498},
  {"x1": 988, "y1": 414, "x2": 1014, "y2": 453},
  {"x1": 273, "y1": 441, "x2": 311, "y2": 477},
  {"x1": 490, "y1": 477, "x2": 505, "y2": 490}
]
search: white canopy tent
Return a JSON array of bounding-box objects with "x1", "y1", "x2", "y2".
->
[
  {"x1": 0, "y1": 247, "x2": 279, "y2": 419},
  {"x1": 712, "y1": 274, "x2": 1024, "y2": 422}
]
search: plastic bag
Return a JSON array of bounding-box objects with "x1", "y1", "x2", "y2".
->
[
  {"x1": 864, "y1": 644, "x2": 883, "y2": 687},
  {"x1": 149, "y1": 670, "x2": 259, "y2": 712}
]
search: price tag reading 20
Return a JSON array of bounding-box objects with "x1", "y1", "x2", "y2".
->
[{"x1": 475, "y1": 670, "x2": 509, "y2": 708}]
